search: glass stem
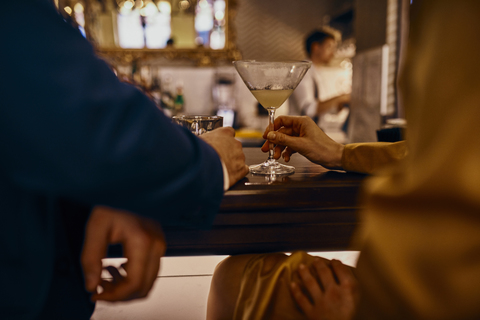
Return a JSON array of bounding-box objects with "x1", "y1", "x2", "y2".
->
[{"x1": 268, "y1": 108, "x2": 275, "y2": 160}]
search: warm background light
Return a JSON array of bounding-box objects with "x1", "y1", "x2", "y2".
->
[{"x1": 157, "y1": 1, "x2": 171, "y2": 14}]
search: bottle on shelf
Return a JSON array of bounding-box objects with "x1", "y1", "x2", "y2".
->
[
  {"x1": 173, "y1": 81, "x2": 185, "y2": 115},
  {"x1": 160, "y1": 74, "x2": 175, "y2": 117},
  {"x1": 150, "y1": 76, "x2": 162, "y2": 108},
  {"x1": 212, "y1": 72, "x2": 237, "y2": 128}
]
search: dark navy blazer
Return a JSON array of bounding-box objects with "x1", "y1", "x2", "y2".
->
[{"x1": 0, "y1": 1, "x2": 224, "y2": 319}]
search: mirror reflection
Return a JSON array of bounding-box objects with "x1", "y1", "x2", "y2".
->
[{"x1": 58, "y1": 0, "x2": 229, "y2": 50}]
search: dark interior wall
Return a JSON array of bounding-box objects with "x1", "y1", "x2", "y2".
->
[
  {"x1": 354, "y1": 0, "x2": 388, "y2": 53},
  {"x1": 328, "y1": 0, "x2": 354, "y2": 39}
]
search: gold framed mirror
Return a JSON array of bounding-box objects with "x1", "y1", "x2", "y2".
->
[{"x1": 58, "y1": 0, "x2": 241, "y2": 66}]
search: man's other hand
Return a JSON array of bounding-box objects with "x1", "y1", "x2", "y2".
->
[{"x1": 81, "y1": 206, "x2": 166, "y2": 302}]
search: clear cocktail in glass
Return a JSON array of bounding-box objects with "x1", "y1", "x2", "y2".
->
[{"x1": 233, "y1": 60, "x2": 311, "y2": 175}]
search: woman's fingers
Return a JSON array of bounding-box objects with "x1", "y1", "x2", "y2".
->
[
  {"x1": 282, "y1": 146, "x2": 296, "y2": 162},
  {"x1": 262, "y1": 126, "x2": 295, "y2": 157},
  {"x1": 291, "y1": 258, "x2": 359, "y2": 320},
  {"x1": 331, "y1": 260, "x2": 353, "y2": 282},
  {"x1": 330, "y1": 259, "x2": 358, "y2": 296},
  {"x1": 290, "y1": 281, "x2": 314, "y2": 316},
  {"x1": 298, "y1": 264, "x2": 323, "y2": 302},
  {"x1": 313, "y1": 259, "x2": 336, "y2": 292}
]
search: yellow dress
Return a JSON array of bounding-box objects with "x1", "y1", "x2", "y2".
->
[
  {"x1": 233, "y1": 252, "x2": 320, "y2": 320},
  {"x1": 232, "y1": 1, "x2": 480, "y2": 319}
]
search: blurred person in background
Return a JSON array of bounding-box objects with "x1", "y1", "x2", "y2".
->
[{"x1": 289, "y1": 30, "x2": 351, "y2": 126}]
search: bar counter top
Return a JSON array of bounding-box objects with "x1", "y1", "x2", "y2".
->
[{"x1": 163, "y1": 147, "x2": 367, "y2": 256}]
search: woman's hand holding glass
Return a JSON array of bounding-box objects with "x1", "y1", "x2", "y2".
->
[{"x1": 261, "y1": 115, "x2": 345, "y2": 169}]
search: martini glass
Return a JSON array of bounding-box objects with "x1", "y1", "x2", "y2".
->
[{"x1": 233, "y1": 60, "x2": 311, "y2": 175}]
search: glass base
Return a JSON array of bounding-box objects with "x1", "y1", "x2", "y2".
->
[{"x1": 249, "y1": 159, "x2": 295, "y2": 175}]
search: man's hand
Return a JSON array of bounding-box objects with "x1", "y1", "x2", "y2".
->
[
  {"x1": 261, "y1": 116, "x2": 344, "y2": 169},
  {"x1": 200, "y1": 127, "x2": 249, "y2": 188},
  {"x1": 81, "y1": 206, "x2": 166, "y2": 302},
  {"x1": 290, "y1": 259, "x2": 359, "y2": 320}
]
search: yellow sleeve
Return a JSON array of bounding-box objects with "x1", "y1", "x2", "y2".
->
[{"x1": 341, "y1": 141, "x2": 407, "y2": 174}]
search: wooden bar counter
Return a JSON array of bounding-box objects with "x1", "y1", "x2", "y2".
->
[{"x1": 163, "y1": 148, "x2": 367, "y2": 256}]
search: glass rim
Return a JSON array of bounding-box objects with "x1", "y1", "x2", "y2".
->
[
  {"x1": 232, "y1": 60, "x2": 312, "y2": 66},
  {"x1": 172, "y1": 115, "x2": 223, "y2": 121}
]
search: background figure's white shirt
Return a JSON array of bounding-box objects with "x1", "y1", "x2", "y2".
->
[
  {"x1": 288, "y1": 64, "x2": 319, "y2": 118},
  {"x1": 289, "y1": 63, "x2": 352, "y2": 143},
  {"x1": 288, "y1": 64, "x2": 352, "y2": 117},
  {"x1": 316, "y1": 65, "x2": 352, "y2": 101}
]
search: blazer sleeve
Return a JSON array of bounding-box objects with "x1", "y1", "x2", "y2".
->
[{"x1": 0, "y1": 1, "x2": 224, "y2": 228}]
